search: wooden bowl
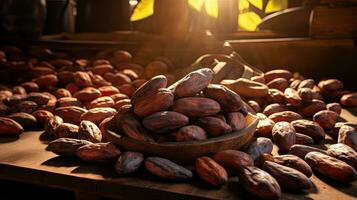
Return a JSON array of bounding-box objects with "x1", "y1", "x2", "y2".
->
[{"x1": 105, "y1": 108, "x2": 258, "y2": 164}]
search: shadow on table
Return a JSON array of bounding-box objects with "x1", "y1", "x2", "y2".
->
[
  {"x1": 71, "y1": 163, "x2": 117, "y2": 178},
  {"x1": 41, "y1": 156, "x2": 82, "y2": 167},
  {"x1": 39, "y1": 131, "x2": 53, "y2": 144},
  {"x1": 0, "y1": 135, "x2": 19, "y2": 143},
  {"x1": 314, "y1": 172, "x2": 357, "y2": 198}
]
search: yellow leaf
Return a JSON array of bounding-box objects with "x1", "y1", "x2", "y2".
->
[
  {"x1": 205, "y1": 0, "x2": 218, "y2": 18},
  {"x1": 239, "y1": 0, "x2": 250, "y2": 11},
  {"x1": 247, "y1": 0, "x2": 263, "y2": 10},
  {"x1": 130, "y1": 0, "x2": 154, "y2": 21},
  {"x1": 265, "y1": 0, "x2": 287, "y2": 13},
  {"x1": 188, "y1": 0, "x2": 205, "y2": 11},
  {"x1": 238, "y1": 11, "x2": 261, "y2": 31}
]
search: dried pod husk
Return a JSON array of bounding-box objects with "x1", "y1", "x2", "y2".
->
[
  {"x1": 145, "y1": 157, "x2": 193, "y2": 181},
  {"x1": 291, "y1": 119, "x2": 326, "y2": 142},
  {"x1": 8, "y1": 112, "x2": 37, "y2": 128},
  {"x1": 143, "y1": 111, "x2": 189, "y2": 134},
  {"x1": 212, "y1": 150, "x2": 253, "y2": 175},
  {"x1": 246, "y1": 137, "x2": 273, "y2": 160},
  {"x1": 195, "y1": 156, "x2": 228, "y2": 186},
  {"x1": 263, "y1": 161, "x2": 312, "y2": 191},
  {"x1": 327, "y1": 143, "x2": 357, "y2": 170},
  {"x1": 196, "y1": 116, "x2": 232, "y2": 137},
  {"x1": 203, "y1": 84, "x2": 243, "y2": 112},
  {"x1": 272, "y1": 122, "x2": 296, "y2": 153},
  {"x1": 338, "y1": 125, "x2": 357, "y2": 151},
  {"x1": 171, "y1": 97, "x2": 221, "y2": 118},
  {"x1": 76, "y1": 142, "x2": 121, "y2": 162},
  {"x1": 289, "y1": 144, "x2": 326, "y2": 158},
  {"x1": 0, "y1": 117, "x2": 24, "y2": 135},
  {"x1": 47, "y1": 138, "x2": 92, "y2": 156},
  {"x1": 78, "y1": 120, "x2": 102, "y2": 143},
  {"x1": 175, "y1": 125, "x2": 207, "y2": 142},
  {"x1": 168, "y1": 68, "x2": 213, "y2": 98},
  {"x1": 305, "y1": 151, "x2": 357, "y2": 182},
  {"x1": 238, "y1": 166, "x2": 281, "y2": 200},
  {"x1": 115, "y1": 151, "x2": 144, "y2": 175}
]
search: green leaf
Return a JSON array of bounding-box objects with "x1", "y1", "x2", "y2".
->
[
  {"x1": 265, "y1": 0, "x2": 288, "y2": 13},
  {"x1": 238, "y1": 11, "x2": 261, "y2": 31},
  {"x1": 188, "y1": 0, "x2": 205, "y2": 11},
  {"x1": 130, "y1": 0, "x2": 155, "y2": 21},
  {"x1": 205, "y1": 0, "x2": 219, "y2": 18}
]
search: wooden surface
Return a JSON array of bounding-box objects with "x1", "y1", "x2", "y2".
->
[
  {"x1": 310, "y1": 6, "x2": 357, "y2": 38},
  {"x1": 0, "y1": 109, "x2": 356, "y2": 199}
]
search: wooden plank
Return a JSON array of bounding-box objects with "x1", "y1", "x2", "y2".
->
[
  {"x1": 310, "y1": 6, "x2": 357, "y2": 38},
  {"x1": 0, "y1": 110, "x2": 355, "y2": 199}
]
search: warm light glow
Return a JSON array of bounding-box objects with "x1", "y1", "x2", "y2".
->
[{"x1": 129, "y1": 0, "x2": 138, "y2": 7}]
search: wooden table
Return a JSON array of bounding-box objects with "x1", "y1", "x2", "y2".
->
[{"x1": 0, "y1": 109, "x2": 356, "y2": 200}]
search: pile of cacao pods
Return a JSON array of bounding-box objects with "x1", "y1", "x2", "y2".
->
[{"x1": 1, "y1": 45, "x2": 357, "y2": 199}]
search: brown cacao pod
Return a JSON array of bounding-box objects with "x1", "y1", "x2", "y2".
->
[
  {"x1": 263, "y1": 103, "x2": 288, "y2": 116},
  {"x1": 73, "y1": 87, "x2": 101, "y2": 103},
  {"x1": 78, "y1": 120, "x2": 102, "y2": 143},
  {"x1": 267, "y1": 78, "x2": 289, "y2": 91},
  {"x1": 264, "y1": 69, "x2": 293, "y2": 83},
  {"x1": 289, "y1": 144, "x2": 326, "y2": 158},
  {"x1": 47, "y1": 138, "x2": 92, "y2": 156},
  {"x1": 171, "y1": 97, "x2": 221, "y2": 118},
  {"x1": 80, "y1": 107, "x2": 116, "y2": 125},
  {"x1": 76, "y1": 142, "x2": 121, "y2": 162},
  {"x1": 44, "y1": 115, "x2": 63, "y2": 136},
  {"x1": 340, "y1": 93, "x2": 357, "y2": 107},
  {"x1": 238, "y1": 166, "x2": 281, "y2": 199},
  {"x1": 74, "y1": 71, "x2": 93, "y2": 87},
  {"x1": 145, "y1": 157, "x2": 193, "y2": 181},
  {"x1": 295, "y1": 133, "x2": 314, "y2": 145},
  {"x1": 212, "y1": 150, "x2": 253, "y2": 175},
  {"x1": 26, "y1": 92, "x2": 50, "y2": 106},
  {"x1": 203, "y1": 84, "x2": 243, "y2": 112},
  {"x1": 265, "y1": 89, "x2": 285, "y2": 104},
  {"x1": 298, "y1": 79, "x2": 315, "y2": 89},
  {"x1": 55, "y1": 106, "x2": 87, "y2": 125},
  {"x1": 305, "y1": 151, "x2": 357, "y2": 182},
  {"x1": 263, "y1": 161, "x2": 312, "y2": 190},
  {"x1": 272, "y1": 122, "x2": 296, "y2": 152},
  {"x1": 255, "y1": 113, "x2": 275, "y2": 138},
  {"x1": 32, "y1": 110, "x2": 54, "y2": 124},
  {"x1": 269, "y1": 111, "x2": 302, "y2": 123},
  {"x1": 326, "y1": 103, "x2": 342, "y2": 115},
  {"x1": 195, "y1": 156, "x2": 228, "y2": 186},
  {"x1": 114, "y1": 106, "x2": 154, "y2": 142},
  {"x1": 133, "y1": 88, "x2": 174, "y2": 117},
  {"x1": 175, "y1": 125, "x2": 207, "y2": 142},
  {"x1": 0, "y1": 117, "x2": 23, "y2": 135},
  {"x1": 56, "y1": 97, "x2": 82, "y2": 108},
  {"x1": 131, "y1": 75, "x2": 167, "y2": 105},
  {"x1": 313, "y1": 110, "x2": 338, "y2": 130},
  {"x1": 8, "y1": 112, "x2": 37, "y2": 128},
  {"x1": 115, "y1": 151, "x2": 144, "y2": 175},
  {"x1": 143, "y1": 111, "x2": 189, "y2": 134},
  {"x1": 196, "y1": 116, "x2": 232, "y2": 137},
  {"x1": 327, "y1": 143, "x2": 357, "y2": 170},
  {"x1": 54, "y1": 123, "x2": 79, "y2": 138},
  {"x1": 284, "y1": 88, "x2": 301, "y2": 107},
  {"x1": 338, "y1": 125, "x2": 357, "y2": 151},
  {"x1": 291, "y1": 119, "x2": 325, "y2": 142},
  {"x1": 246, "y1": 137, "x2": 273, "y2": 160},
  {"x1": 318, "y1": 79, "x2": 343, "y2": 91},
  {"x1": 169, "y1": 68, "x2": 213, "y2": 98},
  {"x1": 297, "y1": 99, "x2": 326, "y2": 117}
]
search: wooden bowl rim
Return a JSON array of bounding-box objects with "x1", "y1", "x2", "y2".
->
[{"x1": 105, "y1": 109, "x2": 258, "y2": 148}]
